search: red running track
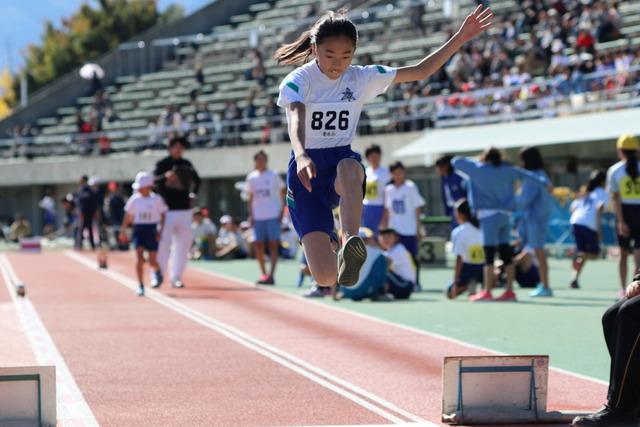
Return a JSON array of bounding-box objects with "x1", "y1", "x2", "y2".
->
[{"x1": 6, "y1": 251, "x2": 609, "y2": 426}]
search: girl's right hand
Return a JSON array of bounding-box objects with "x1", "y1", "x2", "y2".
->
[
  {"x1": 618, "y1": 221, "x2": 630, "y2": 238},
  {"x1": 296, "y1": 153, "x2": 316, "y2": 192},
  {"x1": 118, "y1": 231, "x2": 128, "y2": 244}
]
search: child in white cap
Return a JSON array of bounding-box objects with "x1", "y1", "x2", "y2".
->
[{"x1": 119, "y1": 171, "x2": 167, "y2": 296}]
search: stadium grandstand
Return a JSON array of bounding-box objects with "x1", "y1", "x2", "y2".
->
[{"x1": 1, "y1": 0, "x2": 639, "y2": 232}]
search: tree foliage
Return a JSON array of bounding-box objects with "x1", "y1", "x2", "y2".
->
[
  {"x1": 0, "y1": 68, "x2": 16, "y2": 119},
  {"x1": 19, "y1": 0, "x2": 184, "y2": 96}
]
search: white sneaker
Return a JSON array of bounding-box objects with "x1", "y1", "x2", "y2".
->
[{"x1": 171, "y1": 280, "x2": 184, "y2": 288}]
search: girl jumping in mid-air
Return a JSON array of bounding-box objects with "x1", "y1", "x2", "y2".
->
[{"x1": 275, "y1": 6, "x2": 493, "y2": 287}]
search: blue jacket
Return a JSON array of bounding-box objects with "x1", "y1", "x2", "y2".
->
[
  {"x1": 452, "y1": 157, "x2": 549, "y2": 212},
  {"x1": 517, "y1": 169, "x2": 552, "y2": 222},
  {"x1": 441, "y1": 172, "x2": 467, "y2": 216}
]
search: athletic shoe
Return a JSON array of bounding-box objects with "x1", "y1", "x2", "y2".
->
[
  {"x1": 469, "y1": 290, "x2": 493, "y2": 302},
  {"x1": 99, "y1": 260, "x2": 108, "y2": 269},
  {"x1": 337, "y1": 235, "x2": 367, "y2": 287},
  {"x1": 151, "y1": 270, "x2": 163, "y2": 288},
  {"x1": 137, "y1": 285, "x2": 145, "y2": 297},
  {"x1": 257, "y1": 275, "x2": 275, "y2": 285},
  {"x1": 495, "y1": 290, "x2": 517, "y2": 302},
  {"x1": 570, "y1": 279, "x2": 580, "y2": 289},
  {"x1": 171, "y1": 280, "x2": 185, "y2": 289},
  {"x1": 529, "y1": 284, "x2": 553, "y2": 297},
  {"x1": 572, "y1": 405, "x2": 638, "y2": 426},
  {"x1": 372, "y1": 292, "x2": 394, "y2": 302},
  {"x1": 303, "y1": 285, "x2": 329, "y2": 298}
]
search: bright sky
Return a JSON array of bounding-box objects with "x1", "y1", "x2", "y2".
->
[{"x1": 0, "y1": 0, "x2": 213, "y2": 72}]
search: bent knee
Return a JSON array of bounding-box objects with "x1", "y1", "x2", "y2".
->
[{"x1": 337, "y1": 158, "x2": 364, "y2": 181}]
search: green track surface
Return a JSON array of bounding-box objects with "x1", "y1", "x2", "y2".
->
[{"x1": 191, "y1": 257, "x2": 628, "y2": 382}]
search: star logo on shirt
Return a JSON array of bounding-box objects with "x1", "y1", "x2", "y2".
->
[{"x1": 341, "y1": 87, "x2": 356, "y2": 102}]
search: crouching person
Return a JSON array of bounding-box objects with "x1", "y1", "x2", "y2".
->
[{"x1": 379, "y1": 228, "x2": 416, "y2": 300}]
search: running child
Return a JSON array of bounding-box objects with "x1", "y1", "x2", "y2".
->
[
  {"x1": 569, "y1": 170, "x2": 608, "y2": 289},
  {"x1": 275, "y1": 6, "x2": 493, "y2": 287},
  {"x1": 447, "y1": 199, "x2": 484, "y2": 299},
  {"x1": 119, "y1": 172, "x2": 167, "y2": 296},
  {"x1": 452, "y1": 148, "x2": 550, "y2": 302},
  {"x1": 607, "y1": 134, "x2": 640, "y2": 297}
]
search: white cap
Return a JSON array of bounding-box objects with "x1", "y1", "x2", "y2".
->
[
  {"x1": 220, "y1": 215, "x2": 233, "y2": 225},
  {"x1": 132, "y1": 171, "x2": 153, "y2": 190},
  {"x1": 88, "y1": 176, "x2": 100, "y2": 186}
]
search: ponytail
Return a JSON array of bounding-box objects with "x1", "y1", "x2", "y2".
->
[
  {"x1": 623, "y1": 150, "x2": 639, "y2": 181},
  {"x1": 273, "y1": 30, "x2": 313, "y2": 66},
  {"x1": 454, "y1": 199, "x2": 479, "y2": 228},
  {"x1": 274, "y1": 9, "x2": 358, "y2": 66},
  {"x1": 586, "y1": 169, "x2": 606, "y2": 194}
]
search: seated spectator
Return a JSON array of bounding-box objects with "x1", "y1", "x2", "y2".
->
[
  {"x1": 222, "y1": 100, "x2": 241, "y2": 145},
  {"x1": 191, "y1": 207, "x2": 217, "y2": 260},
  {"x1": 338, "y1": 228, "x2": 391, "y2": 302},
  {"x1": 216, "y1": 215, "x2": 247, "y2": 260},
  {"x1": 195, "y1": 62, "x2": 205, "y2": 86},
  {"x1": 193, "y1": 103, "x2": 214, "y2": 147},
  {"x1": 280, "y1": 221, "x2": 299, "y2": 260},
  {"x1": 495, "y1": 247, "x2": 541, "y2": 289},
  {"x1": 9, "y1": 214, "x2": 32, "y2": 242},
  {"x1": 75, "y1": 111, "x2": 93, "y2": 154},
  {"x1": 379, "y1": 228, "x2": 416, "y2": 300}
]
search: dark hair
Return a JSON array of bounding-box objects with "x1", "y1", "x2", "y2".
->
[
  {"x1": 80, "y1": 175, "x2": 89, "y2": 182},
  {"x1": 454, "y1": 199, "x2": 479, "y2": 228},
  {"x1": 254, "y1": 150, "x2": 268, "y2": 161},
  {"x1": 481, "y1": 147, "x2": 503, "y2": 167},
  {"x1": 273, "y1": 9, "x2": 357, "y2": 65},
  {"x1": 520, "y1": 146, "x2": 544, "y2": 170},
  {"x1": 365, "y1": 144, "x2": 381, "y2": 158},
  {"x1": 169, "y1": 136, "x2": 189, "y2": 149},
  {"x1": 622, "y1": 150, "x2": 639, "y2": 180},
  {"x1": 586, "y1": 170, "x2": 607, "y2": 193},
  {"x1": 389, "y1": 161, "x2": 405, "y2": 172},
  {"x1": 435, "y1": 154, "x2": 454, "y2": 174},
  {"x1": 379, "y1": 228, "x2": 399, "y2": 237}
]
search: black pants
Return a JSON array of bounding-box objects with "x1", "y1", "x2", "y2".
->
[
  {"x1": 75, "y1": 211, "x2": 95, "y2": 250},
  {"x1": 602, "y1": 295, "x2": 640, "y2": 411}
]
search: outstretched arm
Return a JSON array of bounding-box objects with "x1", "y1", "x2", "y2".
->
[{"x1": 394, "y1": 5, "x2": 493, "y2": 84}]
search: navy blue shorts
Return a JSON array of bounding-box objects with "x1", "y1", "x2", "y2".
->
[
  {"x1": 457, "y1": 263, "x2": 484, "y2": 286},
  {"x1": 133, "y1": 224, "x2": 159, "y2": 251},
  {"x1": 617, "y1": 204, "x2": 640, "y2": 251},
  {"x1": 362, "y1": 205, "x2": 385, "y2": 234},
  {"x1": 286, "y1": 146, "x2": 364, "y2": 239},
  {"x1": 573, "y1": 224, "x2": 599, "y2": 255},
  {"x1": 516, "y1": 263, "x2": 540, "y2": 288}
]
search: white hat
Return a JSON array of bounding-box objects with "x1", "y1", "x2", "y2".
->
[
  {"x1": 88, "y1": 176, "x2": 100, "y2": 186},
  {"x1": 220, "y1": 215, "x2": 233, "y2": 225},
  {"x1": 132, "y1": 171, "x2": 153, "y2": 190}
]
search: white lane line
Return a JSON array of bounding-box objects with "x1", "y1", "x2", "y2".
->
[
  {"x1": 190, "y1": 264, "x2": 609, "y2": 387},
  {"x1": 0, "y1": 254, "x2": 100, "y2": 427},
  {"x1": 66, "y1": 251, "x2": 433, "y2": 425}
]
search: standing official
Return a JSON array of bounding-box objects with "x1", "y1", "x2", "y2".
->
[
  {"x1": 573, "y1": 272, "x2": 640, "y2": 426},
  {"x1": 154, "y1": 136, "x2": 200, "y2": 288},
  {"x1": 75, "y1": 175, "x2": 98, "y2": 250}
]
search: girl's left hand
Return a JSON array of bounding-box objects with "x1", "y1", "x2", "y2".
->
[
  {"x1": 625, "y1": 281, "x2": 640, "y2": 299},
  {"x1": 457, "y1": 5, "x2": 494, "y2": 43}
]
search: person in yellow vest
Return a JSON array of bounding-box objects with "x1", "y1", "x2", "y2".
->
[
  {"x1": 607, "y1": 134, "x2": 640, "y2": 298},
  {"x1": 447, "y1": 199, "x2": 484, "y2": 299}
]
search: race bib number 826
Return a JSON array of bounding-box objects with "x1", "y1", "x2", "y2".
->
[{"x1": 306, "y1": 102, "x2": 355, "y2": 139}]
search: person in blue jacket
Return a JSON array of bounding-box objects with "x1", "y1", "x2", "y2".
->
[
  {"x1": 517, "y1": 146, "x2": 553, "y2": 297},
  {"x1": 435, "y1": 154, "x2": 467, "y2": 228},
  {"x1": 453, "y1": 147, "x2": 550, "y2": 302}
]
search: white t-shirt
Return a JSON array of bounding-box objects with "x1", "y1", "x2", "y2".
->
[
  {"x1": 246, "y1": 169, "x2": 285, "y2": 221},
  {"x1": 192, "y1": 218, "x2": 217, "y2": 242},
  {"x1": 607, "y1": 160, "x2": 640, "y2": 205},
  {"x1": 364, "y1": 166, "x2": 391, "y2": 206},
  {"x1": 592, "y1": 187, "x2": 610, "y2": 210},
  {"x1": 386, "y1": 243, "x2": 416, "y2": 282},
  {"x1": 124, "y1": 192, "x2": 167, "y2": 225},
  {"x1": 451, "y1": 222, "x2": 485, "y2": 265},
  {"x1": 570, "y1": 192, "x2": 605, "y2": 231},
  {"x1": 39, "y1": 196, "x2": 55, "y2": 213},
  {"x1": 277, "y1": 61, "x2": 396, "y2": 149},
  {"x1": 384, "y1": 180, "x2": 426, "y2": 236}
]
